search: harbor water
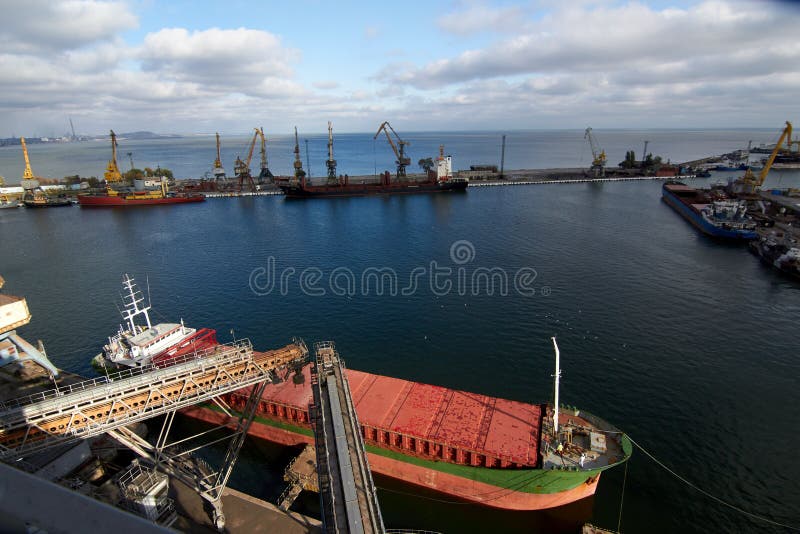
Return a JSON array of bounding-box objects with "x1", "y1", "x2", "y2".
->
[{"x1": 2, "y1": 130, "x2": 799, "y2": 533}]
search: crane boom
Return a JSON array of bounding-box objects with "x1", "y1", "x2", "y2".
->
[
  {"x1": 20, "y1": 137, "x2": 35, "y2": 180},
  {"x1": 245, "y1": 128, "x2": 259, "y2": 167},
  {"x1": 584, "y1": 128, "x2": 606, "y2": 177},
  {"x1": 373, "y1": 121, "x2": 411, "y2": 179},
  {"x1": 214, "y1": 133, "x2": 223, "y2": 170},
  {"x1": 326, "y1": 121, "x2": 337, "y2": 184},
  {"x1": 104, "y1": 130, "x2": 123, "y2": 183},
  {"x1": 738, "y1": 121, "x2": 793, "y2": 193}
]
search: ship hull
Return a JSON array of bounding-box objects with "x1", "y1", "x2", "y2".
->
[
  {"x1": 181, "y1": 405, "x2": 603, "y2": 511},
  {"x1": 78, "y1": 194, "x2": 205, "y2": 207},
  {"x1": 279, "y1": 180, "x2": 468, "y2": 198},
  {"x1": 23, "y1": 199, "x2": 72, "y2": 208},
  {"x1": 661, "y1": 184, "x2": 757, "y2": 239}
]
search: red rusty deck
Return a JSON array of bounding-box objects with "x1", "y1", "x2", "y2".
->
[{"x1": 232, "y1": 361, "x2": 542, "y2": 469}]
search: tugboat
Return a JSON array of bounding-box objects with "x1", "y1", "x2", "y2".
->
[
  {"x1": 91, "y1": 274, "x2": 218, "y2": 372},
  {"x1": 18, "y1": 137, "x2": 72, "y2": 208},
  {"x1": 749, "y1": 231, "x2": 800, "y2": 280}
]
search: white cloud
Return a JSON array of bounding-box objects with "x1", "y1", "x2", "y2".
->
[
  {"x1": 436, "y1": 2, "x2": 527, "y2": 35},
  {"x1": 0, "y1": 0, "x2": 137, "y2": 53},
  {"x1": 313, "y1": 80, "x2": 341, "y2": 90}
]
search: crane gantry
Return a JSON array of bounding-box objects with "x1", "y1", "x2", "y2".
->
[
  {"x1": 735, "y1": 121, "x2": 793, "y2": 195},
  {"x1": 233, "y1": 128, "x2": 261, "y2": 192},
  {"x1": 584, "y1": 127, "x2": 607, "y2": 178},
  {"x1": 104, "y1": 130, "x2": 123, "y2": 183},
  {"x1": 212, "y1": 132, "x2": 226, "y2": 180},
  {"x1": 374, "y1": 121, "x2": 411, "y2": 180}
]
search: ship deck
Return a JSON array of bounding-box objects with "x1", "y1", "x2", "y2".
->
[{"x1": 256, "y1": 363, "x2": 542, "y2": 468}]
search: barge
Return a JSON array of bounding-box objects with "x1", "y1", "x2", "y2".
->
[
  {"x1": 183, "y1": 347, "x2": 631, "y2": 511},
  {"x1": 662, "y1": 181, "x2": 757, "y2": 239}
]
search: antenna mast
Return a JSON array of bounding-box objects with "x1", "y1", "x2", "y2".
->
[{"x1": 551, "y1": 336, "x2": 561, "y2": 438}]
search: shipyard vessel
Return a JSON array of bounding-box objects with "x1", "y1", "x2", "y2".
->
[
  {"x1": 183, "y1": 340, "x2": 631, "y2": 511},
  {"x1": 78, "y1": 130, "x2": 204, "y2": 207},
  {"x1": 749, "y1": 231, "x2": 800, "y2": 279},
  {"x1": 279, "y1": 125, "x2": 468, "y2": 198},
  {"x1": 662, "y1": 182, "x2": 757, "y2": 239},
  {"x1": 91, "y1": 275, "x2": 217, "y2": 372}
]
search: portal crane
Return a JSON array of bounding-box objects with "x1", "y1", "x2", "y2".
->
[
  {"x1": 326, "y1": 121, "x2": 338, "y2": 185},
  {"x1": 233, "y1": 128, "x2": 259, "y2": 191},
  {"x1": 258, "y1": 127, "x2": 273, "y2": 182},
  {"x1": 584, "y1": 128, "x2": 606, "y2": 177},
  {"x1": 20, "y1": 137, "x2": 36, "y2": 184},
  {"x1": 212, "y1": 132, "x2": 226, "y2": 180},
  {"x1": 737, "y1": 121, "x2": 793, "y2": 195},
  {"x1": 104, "y1": 130, "x2": 123, "y2": 183},
  {"x1": 374, "y1": 121, "x2": 411, "y2": 180}
]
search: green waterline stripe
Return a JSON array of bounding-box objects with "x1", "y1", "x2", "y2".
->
[{"x1": 195, "y1": 404, "x2": 604, "y2": 495}]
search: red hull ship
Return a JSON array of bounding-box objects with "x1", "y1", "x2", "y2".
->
[
  {"x1": 182, "y1": 343, "x2": 631, "y2": 511},
  {"x1": 78, "y1": 192, "x2": 205, "y2": 207}
]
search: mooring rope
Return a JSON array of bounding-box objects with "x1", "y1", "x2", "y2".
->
[{"x1": 628, "y1": 436, "x2": 800, "y2": 531}]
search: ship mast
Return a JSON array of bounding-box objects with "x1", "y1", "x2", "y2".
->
[
  {"x1": 121, "y1": 274, "x2": 152, "y2": 332},
  {"x1": 551, "y1": 336, "x2": 561, "y2": 438}
]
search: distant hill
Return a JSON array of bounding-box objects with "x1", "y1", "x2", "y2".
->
[{"x1": 114, "y1": 131, "x2": 181, "y2": 140}]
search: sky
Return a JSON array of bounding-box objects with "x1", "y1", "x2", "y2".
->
[{"x1": 1, "y1": 0, "x2": 799, "y2": 137}]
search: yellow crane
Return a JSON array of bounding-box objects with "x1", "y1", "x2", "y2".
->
[
  {"x1": 104, "y1": 130, "x2": 123, "y2": 183},
  {"x1": 233, "y1": 128, "x2": 260, "y2": 191},
  {"x1": 374, "y1": 121, "x2": 411, "y2": 180},
  {"x1": 20, "y1": 137, "x2": 36, "y2": 182},
  {"x1": 584, "y1": 127, "x2": 607, "y2": 177},
  {"x1": 737, "y1": 121, "x2": 793, "y2": 194}
]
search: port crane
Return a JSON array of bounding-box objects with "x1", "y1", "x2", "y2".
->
[
  {"x1": 736, "y1": 121, "x2": 793, "y2": 195},
  {"x1": 19, "y1": 137, "x2": 37, "y2": 186},
  {"x1": 233, "y1": 128, "x2": 260, "y2": 192},
  {"x1": 374, "y1": 121, "x2": 411, "y2": 180},
  {"x1": 584, "y1": 128, "x2": 606, "y2": 177},
  {"x1": 212, "y1": 132, "x2": 226, "y2": 180},
  {"x1": 104, "y1": 130, "x2": 123, "y2": 183},
  {"x1": 258, "y1": 127, "x2": 273, "y2": 182},
  {"x1": 326, "y1": 121, "x2": 338, "y2": 185}
]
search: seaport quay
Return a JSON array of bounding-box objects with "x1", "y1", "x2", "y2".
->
[{"x1": 0, "y1": 273, "x2": 632, "y2": 532}]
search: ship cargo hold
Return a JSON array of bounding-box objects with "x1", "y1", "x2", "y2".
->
[
  {"x1": 661, "y1": 182, "x2": 757, "y2": 239},
  {"x1": 182, "y1": 360, "x2": 631, "y2": 511}
]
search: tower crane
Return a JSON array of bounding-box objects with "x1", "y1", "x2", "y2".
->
[
  {"x1": 735, "y1": 121, "x2": 793, "y2": 195},
  {"x1": 233, "y1": 128, "x2": 259, "y2": 192},
  {"x1": 374, "y1": 121, "x2": 411, "y2": 180},
  {"x1": 258, "y1": 127, "x2": 273, "y2": 182},
  {"x1": 326, "y1": 121, "x2": 338, "y2": 185},
  {"x1": 584, "y1": 128, "x2": 606, "y2": 177},
  {"x1": 212, "y1": 132, "x2": 226, "y2": 180},
  {"x1": 104, "y1": 130, "x2": 123, "y2": 183}
]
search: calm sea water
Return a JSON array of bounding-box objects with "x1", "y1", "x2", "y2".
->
[
  {"x1": 0, "y1": 128, "x2": 790, "y2": 181},
  {"x1": 2, "y1": 131, "x2": 799, "y2": 533}
]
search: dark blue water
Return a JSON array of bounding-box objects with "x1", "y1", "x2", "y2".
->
[{"x1": 2, "y1": 134, "x2": 800, "y2": 533}]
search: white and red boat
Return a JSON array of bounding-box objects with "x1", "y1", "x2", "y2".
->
[{"x1": 91, "y1": 274, "x2": 217, "y2": 372}]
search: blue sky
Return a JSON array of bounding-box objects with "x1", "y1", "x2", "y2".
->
[{"x1": 1, "y1": 0, "x2": 798, "y2": 136}]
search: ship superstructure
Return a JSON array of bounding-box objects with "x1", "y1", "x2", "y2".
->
[{"x1": 92, "y1": 275, "x2": 217, "y2": 371}]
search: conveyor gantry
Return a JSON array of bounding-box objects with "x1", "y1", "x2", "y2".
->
[
  {"x1": 0, "y1": 340, "x2": 304, "y2": 460},
  {"x1": 311, "y1": 341, "x2": 384, "y2": 534}
]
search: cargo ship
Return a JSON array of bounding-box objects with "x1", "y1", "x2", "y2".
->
[
  {"x1": 182, "y1": 340, "x2": 631, "y2": 511},
  {"x1": 279, "y1": 126, "x2": 468, "y2": 198},
  {"x1": 90, "y1": 274, "x2": 217, "y2": 372},
  {"x1": 662, "y1": 182, "x2": 757, "y2": 239},
  {"x1": 78, "y1": 130, "x2": 205, "y2": 207}
]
